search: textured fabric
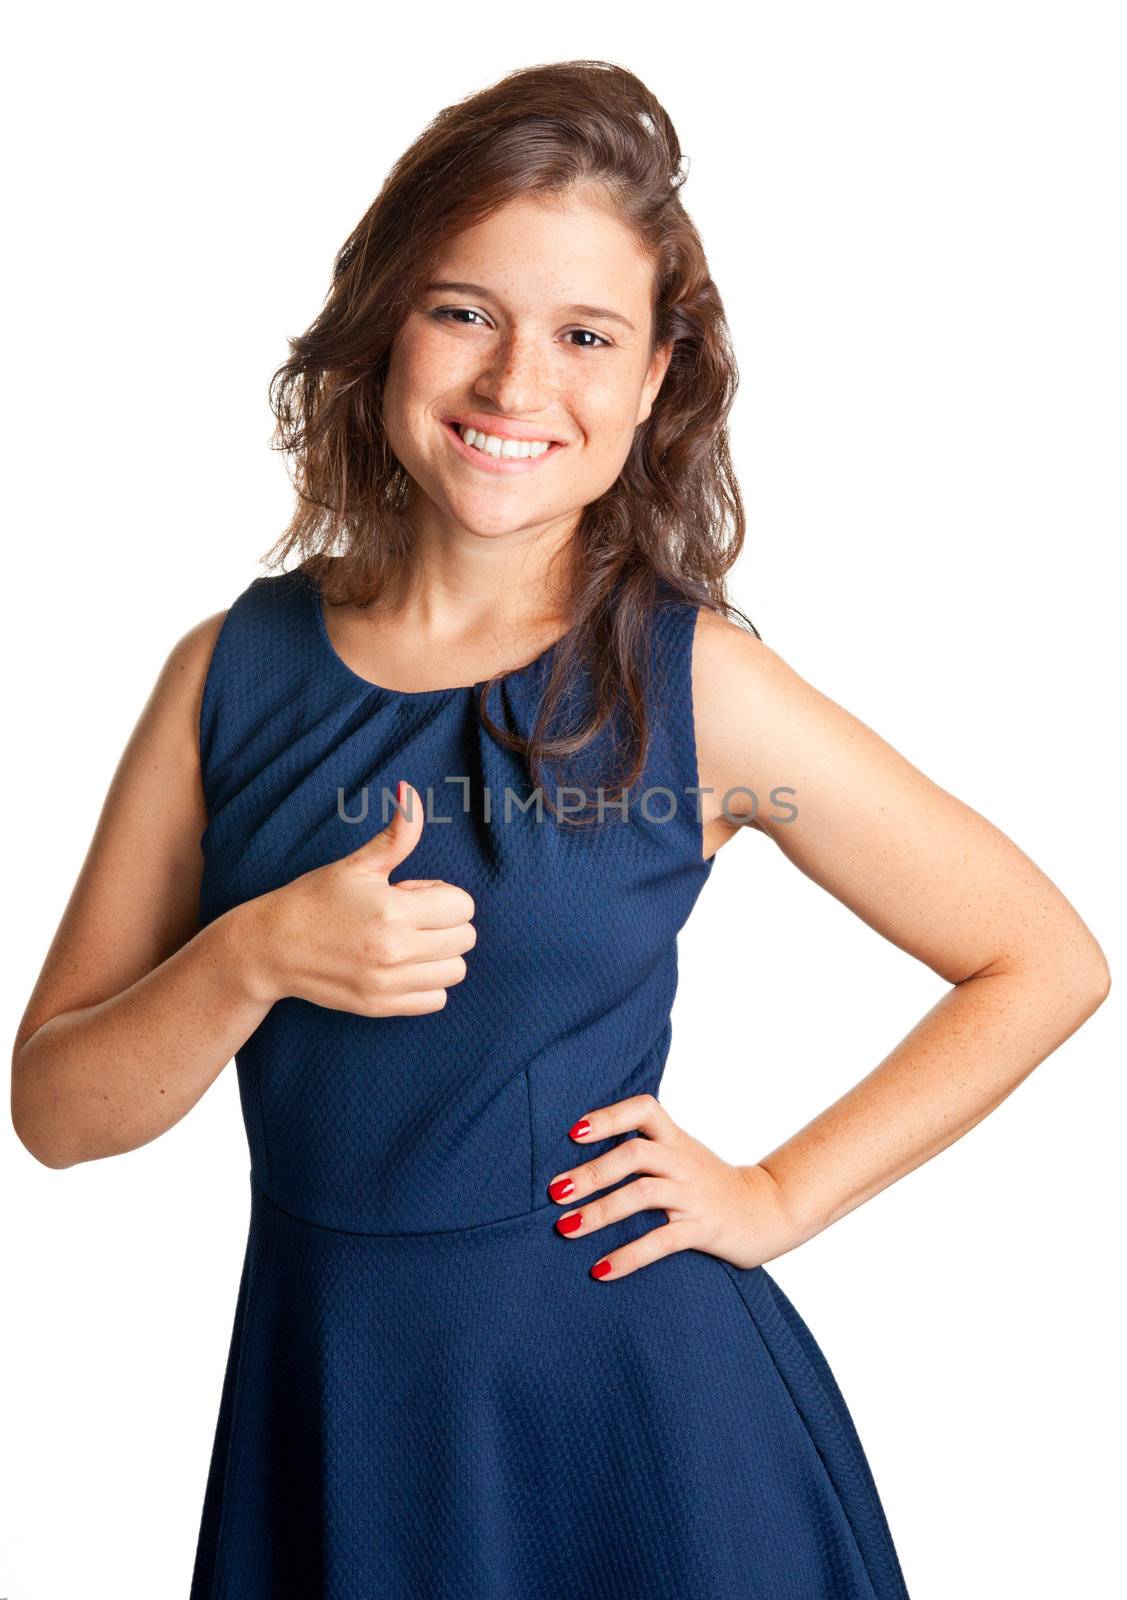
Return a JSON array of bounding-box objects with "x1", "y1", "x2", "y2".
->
[{"x1": 190, "y1": 567, "x2": 911, "y2": 1598}]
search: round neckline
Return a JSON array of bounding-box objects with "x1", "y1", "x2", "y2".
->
[{"x1": 303, "y1": 571, "x2": 571, "y2": 701}]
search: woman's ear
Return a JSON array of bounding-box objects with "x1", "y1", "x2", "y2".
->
[{"x1": 636, "y1": 340, "x2": 675, "y2": 427}]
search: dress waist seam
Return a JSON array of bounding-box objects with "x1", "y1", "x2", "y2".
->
[{"x1": 250, "y1": 1178, "x2": 562, "y2": 1242}]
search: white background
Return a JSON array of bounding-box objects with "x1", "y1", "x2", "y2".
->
[{"x1": 2, "y1": 4, "x2": 1123, "y2": 1596}]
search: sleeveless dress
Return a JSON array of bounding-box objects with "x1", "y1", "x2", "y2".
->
[{"x1": 189, "y1": 567, "x2": 912, "y2": 1599}]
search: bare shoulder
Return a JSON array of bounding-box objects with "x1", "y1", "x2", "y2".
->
[
  {"x1": 125, "y1": 604, "x2": 232, "y2": 778},
  {"x1": 108, "y1": 606, "x2": 232, "y2": 747},
  {"x1": 689, "y1": 605, "x2": 940, "y2": 861},
  {"x1": 115, "y1": 602, "x2": 232, "y2": 863},
  {"x1": 11, "y1": 606, "x2": 230, "y2": 1058},
  {"x1": 689, "y1": 606, "x2": 804, "y2": 857},
  {"x1": 163, "y1": 608, "x2": 230, "y2": 723}
]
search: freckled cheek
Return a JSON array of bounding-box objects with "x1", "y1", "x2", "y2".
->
[
  {"x1": 387, "y1": 332, "x2": 464, "y2": 408},
  {"x1": 565, "y1": 382, "x2": 624, "y2": 438},
  {"x1": 575, "y1": 400, "x2": 642, "y2": 469},
  {"x1": 383, "y1": 350, "x2": 463, "y2": 463}
]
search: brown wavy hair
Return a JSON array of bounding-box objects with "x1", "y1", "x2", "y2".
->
[{"x1": 263, "y1": 58, "x2": 760, "y2": 823}]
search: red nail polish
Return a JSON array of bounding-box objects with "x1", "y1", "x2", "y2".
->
[
  {"x1": 591, "y1": 1259, "x2": 612, "y2": 1278},
  {"x1": 556, "y1": 1212, "x2": 583, "y2": 1235},
  {"x1": 569, "y1": 1119, "x2": 591, "y2": 1139},
  {"x1": 549, "y1": 1178, "x2": 575, "y2": 1201}
]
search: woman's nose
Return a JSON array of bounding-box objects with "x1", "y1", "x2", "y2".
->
[{"x1": 473, "y1": 333, "x2": 553, "y2": 414}]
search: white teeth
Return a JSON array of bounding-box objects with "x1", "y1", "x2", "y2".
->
[{"x1": 458, "y1": 425, "x2": 555, "y2": 459}]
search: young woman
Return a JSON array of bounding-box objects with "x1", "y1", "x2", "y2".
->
[{"x1": 11, "y1": 60, "x2": 1109, "y2": 1600}]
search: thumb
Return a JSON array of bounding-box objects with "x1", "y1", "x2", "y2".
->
[{"x1": 348, "y1": 780, "x2": 424, "y2": 878}]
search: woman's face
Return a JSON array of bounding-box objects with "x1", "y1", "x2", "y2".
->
[{"x1": 381, "y1": 192, "x2": 673, "y2": 546}]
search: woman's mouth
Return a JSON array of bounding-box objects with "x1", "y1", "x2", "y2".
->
[{"x1": 442, "y1": 420, "x2": 567, "y2": 476}]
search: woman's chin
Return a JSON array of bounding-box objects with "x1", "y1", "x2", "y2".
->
[{"x1": 440, "y1": 495, "x2": 564, "y2": 542}]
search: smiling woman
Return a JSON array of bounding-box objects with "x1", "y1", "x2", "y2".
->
[
  {"x1": 376, "y1": 192, "x2": 672, "y2": 547},
  {"x1": 262, "y1": 66, "x2": 759, "y2": 810},
  {"x1": 10, "y1": 50, "x2": 1109, "y2": 1600}
]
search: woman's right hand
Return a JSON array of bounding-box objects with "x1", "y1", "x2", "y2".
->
[{"x1": 237, "y1": 781, "x2": 477, "y2": 1016}]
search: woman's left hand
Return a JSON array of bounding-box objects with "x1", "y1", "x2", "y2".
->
[{"x1": 549, "y1": 1093, "x2": 804, "y2": 1279}]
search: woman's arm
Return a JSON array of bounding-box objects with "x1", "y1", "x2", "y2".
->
[
  {"x1": 9, "y1": 611, "x2": 276, "y2": 1169},
  {"x1": 693, "y1": 610, "x2": 1111, "y2": 1254}
]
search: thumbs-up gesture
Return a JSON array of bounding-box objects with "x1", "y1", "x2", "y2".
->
[{"x1": 235, "y1": 781, "x2": 477, "y2": 1016}]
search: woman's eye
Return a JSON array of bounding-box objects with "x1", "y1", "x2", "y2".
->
[
  {"x1": 565, "y1": 328, "x2": 612, "y2": 350},
  {"x1": 432, "y1": 307, "x2": 490, "y2": 329},
  {"x1": 429, "y1": 309, "x2": 611, "y2": 349}
]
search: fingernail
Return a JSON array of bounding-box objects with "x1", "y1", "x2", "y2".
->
[
  {"x1": 549, "y1": 1177, "x2": 574, "y2": 1201},
  {"x1": 569, "y1": 1119, "x2": 591, "y2": 1139},
  {"x1": 591, "y1": 1259, "x2": 612, "y2": 1279},
  {"x1": 556, "y1": 1212, "x2": 583, "y2": 1235}
]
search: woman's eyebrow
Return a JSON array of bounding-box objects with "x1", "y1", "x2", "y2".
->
[{"x1": 423, "y1": 280, "x2": 636, "y2": 334}]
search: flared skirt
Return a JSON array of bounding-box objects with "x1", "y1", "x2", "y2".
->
[{"x1": 190, "y1": 1180, "x2": 910, "y2": 1599}]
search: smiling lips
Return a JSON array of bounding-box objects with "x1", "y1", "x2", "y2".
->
[{"x1": 443, "y1": 419, "x2": 567, "y2": 475}]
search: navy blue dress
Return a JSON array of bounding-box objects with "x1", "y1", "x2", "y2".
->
[{"x1": 190, "y1": 567, "x2": 911, "y2": 1598}]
